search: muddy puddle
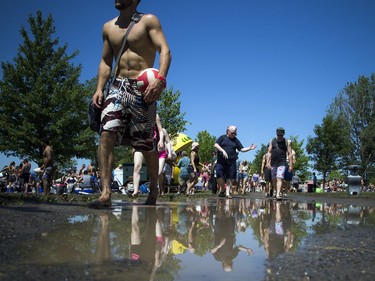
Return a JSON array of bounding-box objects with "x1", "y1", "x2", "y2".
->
[{"x1": 16, "y1": 198, "x2": 375, "y2": 281}]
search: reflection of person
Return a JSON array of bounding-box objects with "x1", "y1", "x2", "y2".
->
[
  {"x1": 261, "y1": 201, "x2": 294, "y2": 258},
  {"x1": 211, "y1": 202, "x2": 254, "y2": 271},
  {"x1": 90, "y1": 0, "x2": 171, "y2": 207},
  {"x1": 41, "y1": 137, "x2": 54, "y2": 194},
  {"x1": 130, "y1": 206, "x2": 166, "y2": 281},
  {"x1": 214, "y1": 126, "x2": 256, "y2": 199},
  {"x1": 266, "y1": 127, "x2": 293, "y2": 200}
]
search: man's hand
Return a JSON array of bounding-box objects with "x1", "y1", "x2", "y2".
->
[
  {"x1": 143, "y1": 79, "x2": 166, "y2": 103},
  {"x1": 222, "y1": 151, "x2": 228, "y2": 159},
  {"x1": 92, "y1": 90, "x2": 104, "y2": 108}
]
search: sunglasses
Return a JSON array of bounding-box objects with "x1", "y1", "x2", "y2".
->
[{"x1": 229, "y1": 131, "x2": 237, "y2": 136}]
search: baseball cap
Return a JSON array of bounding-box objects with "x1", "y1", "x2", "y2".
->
[{"x1": 276, "y1": 127, "x2": 285, "y2": 135}]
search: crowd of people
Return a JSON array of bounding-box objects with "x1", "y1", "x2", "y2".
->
[{"x1": 0, "y1": 160, "x2": 100, "y2": 195}]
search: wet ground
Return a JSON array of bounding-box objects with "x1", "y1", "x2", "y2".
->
[{"x1": 0, "y1": 192, "x2": 375, "y2": 281}]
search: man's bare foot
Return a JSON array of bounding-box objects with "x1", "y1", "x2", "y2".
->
[
  {"x1": 144, "y1": 194, "x2": 157, "y2": 205},
  {"x1": 88, "y1": 196, "x2": 112, "y2": 209}
]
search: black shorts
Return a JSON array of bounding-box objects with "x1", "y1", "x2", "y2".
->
[
  {"x1": 264, "y1": 167, "x2": 272, "y2": 182},
  {"x1": 216, "y1": 160, "x2": 237, "y2": 180}
]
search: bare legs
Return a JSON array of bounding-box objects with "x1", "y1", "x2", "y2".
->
[
  {"x1": 96, "y1": 131, "x2": 116, "y2": 203},
  {"x1": 143, "y1": 149, "x2": 159, "y2": 205},
  {"x1": 132, "y1": 151, "x2": 143, "y2": 195}
]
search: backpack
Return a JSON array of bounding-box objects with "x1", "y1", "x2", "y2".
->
[{"x1": 271, "y1": 138, "x2": 289, "y2": 151}]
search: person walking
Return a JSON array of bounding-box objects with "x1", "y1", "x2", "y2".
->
[
  {"x1": 186, "y1": 142, "x2": 200, "y2": 195},
  {"x1": 90, "y1": 0, "x2": 171, "y2": 207},
  {"x1": 41, "y1": 137, "x2": 55, "y2": 194},
  {"x1": 177, "y1": 151, "x2": 190, "y2": 194},
  {"x1": 214, "y1": 125, "x2": 256, "y2": 199},
  {"x1": 266, "y1": 127, "x2": 293, "y2": 200},
  {"x1": 261, "y1": 152, "x2": 272, "y2": 197}
]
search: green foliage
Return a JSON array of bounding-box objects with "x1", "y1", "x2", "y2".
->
[
  {"x1": 157, "y1": 87, "x2": 190, "y2": 140},
  {"x1": 251, "y1": 143, "x2": 269, "y2": 175},
  {"x1": 327, "y1": 169, "x2": 345, "y2": 182},
  {"x1": 306, "y1": 114, "x2": 350, "y2": 184},
  {"x1": 289, "y1": 135, "x2": 310, "y2": 181},
  {"x1": 0, "y1": 11, "x2": 96, "y2": 167},
  {"x1": 195, "y1": 130, "x2": 216, "y2": 164},
  {"x1": 328, "y1": 74, "x2": 375, "y2": 175}
]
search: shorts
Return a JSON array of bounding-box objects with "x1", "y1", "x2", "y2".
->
[
  {"x1": 271, "y1": 165, "x2": 286, "y2": 180},
  {"x1": 159, "y1": 150, "x2": 168, "y2": 159},
  {"x1": 264, "y1": 167, "x2": 272, "y2": 182},
  {"x1": 215, "y1": 160, "x2": 237, "y2": 181},
  {"x1": 178, "y1": 175, "x2": 189, "y2": 186},
  {"x1": 42, "y1": 166, "x2": 55, "y2": 181},
  {"x1": 101, "y1": 77, "x2": 157, "y2": 151}
]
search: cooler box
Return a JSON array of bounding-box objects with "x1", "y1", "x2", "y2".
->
[{"x1": 122, "y1": 163, "x2": 148, "y2": 184}]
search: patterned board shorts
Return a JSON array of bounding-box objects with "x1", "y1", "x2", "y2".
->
[
  {"x1": 271, "y1": 165, "x2": 286, "y2": 180},
  {"x1": 101, "y1": 77, "x2": 157, "y2": 151}
]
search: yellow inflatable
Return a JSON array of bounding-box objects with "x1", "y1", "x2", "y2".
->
[{"x1": 172, "y1": 133, "x2": 193, "y2": 152}]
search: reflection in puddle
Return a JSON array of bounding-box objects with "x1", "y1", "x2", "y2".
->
[{"x1": 16, "y1": 199, "x2": 375, "y2": 280}]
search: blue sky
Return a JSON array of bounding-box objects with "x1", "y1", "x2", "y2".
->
[{"x1": 1, "y1": 0, "x2": 375, "y2": 169}]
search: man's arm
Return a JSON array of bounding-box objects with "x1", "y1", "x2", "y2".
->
[
  {"x1": 214, "y1": 142, "x2": 228, "y2": 159},
  {"x1": 92, "y1": 23, "x2": 114, "y2": 108},
  {"x1": 240, "y1": 144, "x2": 256, "y2": 152},
  {"x1": 266, "y1": 142, "x2": 272, "y2": 168},
  {"x1": 143, "y1": 15, "x2": 172, "y2": 103},
  {"x1": 287, "y1": 140, "x2": 293, "y2": 171}
]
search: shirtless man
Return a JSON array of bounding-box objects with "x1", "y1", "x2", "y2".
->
[
  {"x1": 41, "y1": 137, "x2": 54, "y2": 194},
  {"x1": 90, "y1": 0, "x2": 171, "y2": 207}
]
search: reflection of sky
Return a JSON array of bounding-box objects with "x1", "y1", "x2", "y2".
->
[{"x1": 67, "y1": 215, "x2": 90, "y2": 224}]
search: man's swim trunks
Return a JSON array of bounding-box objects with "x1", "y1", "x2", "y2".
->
[{"x1": 101, "y1": 77, "x2": 157, "y2": 151}]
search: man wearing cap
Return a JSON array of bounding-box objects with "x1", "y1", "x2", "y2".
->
[
  {"x1": 266, "y1": 127, "x2": 293, "y2": 200},
  {"x1": 214, "y1": 126, "x2": 256, "y2": 199}
]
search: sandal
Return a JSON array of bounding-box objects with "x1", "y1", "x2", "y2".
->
[{"x1": 129, "y1": 192, "x2": 140, "y2": 199}]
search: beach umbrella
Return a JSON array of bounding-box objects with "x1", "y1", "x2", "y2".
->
[{"x1": 172, "y1": 133, "x2": 192, "y2": 153}]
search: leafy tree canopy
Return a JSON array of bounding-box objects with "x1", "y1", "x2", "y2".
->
[{"x1": 0, "y1": 11, "x2": 96, "y2": 167}]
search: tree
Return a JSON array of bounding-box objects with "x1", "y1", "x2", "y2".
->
[
  {"x1": 289, "y1": 135, "x2": 310, "y2": 182},
  {"x1": 306, "y1": 114, "x2": 350, "y2": 186},
  {"x1": 195, "y1": 130, "x2": 216, "y2": 164},
  {"x1": 157, "y1": 87, "x2": 190, "y2": 140},
  {"x1": 328, "y1": 74, "x2": 375, "y2": 176},
  {"x1": 0, "y1": 11, "x2": 96, "y2": 167}
]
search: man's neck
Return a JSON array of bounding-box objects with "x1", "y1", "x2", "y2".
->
[{"x1": 118, "y1": 7, "x2": 137, "y2": 23}]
